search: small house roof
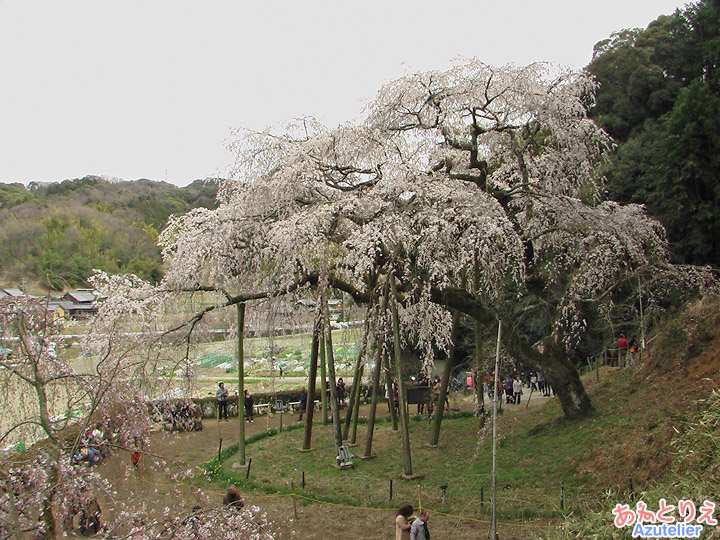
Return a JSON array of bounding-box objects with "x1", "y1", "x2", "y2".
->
[
  {"x1": 65, "y1": 290, "x2": 96, "y2": 303},
  {"x1": 2, "y1": 288, "x2": 26, "y2": 297},
  {"x1": 47, "y1": 300, "x2": 76, "y2": 311}
]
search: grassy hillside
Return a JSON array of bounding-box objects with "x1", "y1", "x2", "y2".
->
[
  {"x1": 0, "y1": 176, "x2": 218, "y2": 289},
  {"x1": 195, "y1": 295, "x2": 720, "y2": 538}
]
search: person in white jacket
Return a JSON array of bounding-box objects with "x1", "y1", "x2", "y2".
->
[{"x1": 512, "y1": 377, "x2": 523, "y2": 404}]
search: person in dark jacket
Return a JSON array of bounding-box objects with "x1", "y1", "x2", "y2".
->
[
  {"x1": 298, "y1": 386, "x2": 308, "y2": 421},
  {"x1": 223, "y1": 485, "x2": 244, "y2": 509},
  {"x1": 216, "y1": 382, "x2": 229, "y2": 421},
  {"x1": 244, "y1": 389, "x2": 254, "y2": 422}
]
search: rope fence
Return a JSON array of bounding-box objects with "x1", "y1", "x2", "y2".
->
[{"x1": 123, "y1": 475, "x2": 558, "y2": 533}]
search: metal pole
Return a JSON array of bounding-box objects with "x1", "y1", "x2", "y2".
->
[
  {"x1": 638, "y1": 276, "x2": 646, "y2": 349},
  {"x1": 492, "y1": 321, "x2": 502, "y2": 540},
  {"x1": 237, "y1": 303, "x2": 246, "y2": 464}
]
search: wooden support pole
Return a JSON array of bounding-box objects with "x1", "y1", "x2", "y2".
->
[
  {"x1": 390, "y1": 274, "x2": 413, "y2": 477},
  {"x1": 319, "y1": 335, "x2": 328, "y2": 425},
  {"x1": 344, "y1": 308, "x2": 371, "y2": 440},
  {"x1": 302, "y1": 308, "x2": 321, "y2": 451},
  {"x1": 321, "y1": 289, "x2": 344, "y2": 451}
]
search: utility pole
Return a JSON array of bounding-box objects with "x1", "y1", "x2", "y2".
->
[
  {"x1": 638, "y1": 276, "x2": 646, "y2": 349},
  {"x1": 492, "y1": 321, "x2": 502, "y2": 540},
  {"x1": 237, "y1": 303, "x2": 246, "y2": 465}
]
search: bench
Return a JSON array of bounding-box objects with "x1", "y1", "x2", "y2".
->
[
  {"x1": 253, "y1": 403, "x2": 269, "y2": 415},
  {"x1": 289, "y1": 400, "x2": 321, "y2": 413},
  {"x1": 288, "y1": 401, "x2": 301, "y2": 413}
]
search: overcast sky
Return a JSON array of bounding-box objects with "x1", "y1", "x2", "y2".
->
[{"x1": 0, "y1": 0, "x2": 688, "y2": 187}]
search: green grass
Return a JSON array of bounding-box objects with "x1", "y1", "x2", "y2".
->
[
  {"x1": 199, "y1": 366, "x2": 668, "y2": 525},
  {"x1": 201, "y1": 407, "x2": 600, "y2": 520}
]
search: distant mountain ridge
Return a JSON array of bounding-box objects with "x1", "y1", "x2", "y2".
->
[{"x1": 0, "y1": 176, "x2": 219, "y2": 290}]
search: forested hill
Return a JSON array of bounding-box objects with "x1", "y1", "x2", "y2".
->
[
  {"x1": 587, "y1": 0, "x2": 720, "y2": 267},
  {"x1": 0, "y1": 176, "x2": 219, "y2": 290}
]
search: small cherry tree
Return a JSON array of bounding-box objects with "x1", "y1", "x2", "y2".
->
[
  {"x1": 0, "y1": 293, "x2": 278, "y2": 540},
  {"x1": 0, "y1": 295, "x2": 155, "y2": 539}
]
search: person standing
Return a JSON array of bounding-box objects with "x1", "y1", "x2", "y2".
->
[
  {"x1": 337, "y1": 378, "x2": 346, "y2": 408},
  {"x1": 504, "y1": 376, "x2": 514, "y2": 404},
  {"x1": 410, "y1": 510, "x2": 430, "y2": 540},
  {"x1": 629, "y1": 337, "x2": 637, "y2": 366},
  {"x1": 512, "y1": 376, "x2": 523, "y2": 405},
  {"x1": 244, "y1": 389, "x2": 254, "y2": 423},
  {"x1": 216, "y1": 382, "x2": 229, "y2": 421},
  {"x1": 617, "y1": 334, "x2": 629, "y2": 367},
  {"x1": 298, "y1": 386, "x2": 308, "y2": 421},
  {"x1": 395, "y1": 504, "x2": 414, "y2": 540},
  {"x1": 538, "y1": 372, "x2": 546, "y2": 396},
  {"x1": 418, "y1": 375, "x2": 430, "y2": 414},
  {"x1": 392, "y1": 378, "x2": 400, "y2": 413}
]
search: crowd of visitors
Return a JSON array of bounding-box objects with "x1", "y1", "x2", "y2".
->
[
  {"x1": 155, "y1": 400, "x2": 203, "y2": 432},
  {"x1": 481, "y1": 365, "x2": 554, "y2": 405}
]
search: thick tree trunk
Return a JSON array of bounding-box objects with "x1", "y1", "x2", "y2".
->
[
  {"x1": 428, "y1": 285, "x2": 593, "y2": 419},
  {"x1": 503, "y1": 335, "x2": 592, "y2": 419},
  {"x1": 322, "y1": 274, "x2": 593, "y2": 420},
  {"x1": 430, "y1": 309, "x2": 460, "y2": 446}
]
